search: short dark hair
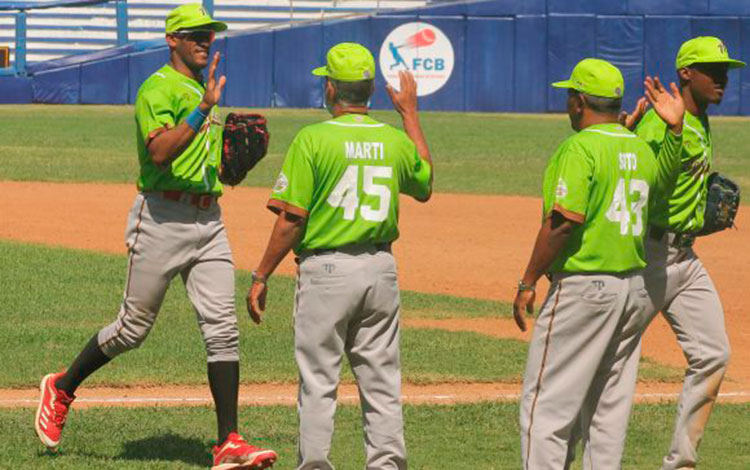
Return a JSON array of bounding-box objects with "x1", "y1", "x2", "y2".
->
[
  {"x1": 330, "y1": 79, "x2": 374, "y2": 106},
  {"x1": 581, "y1": 92, "x2": 622, "y2": 114}
]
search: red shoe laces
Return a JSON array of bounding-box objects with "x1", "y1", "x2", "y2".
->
[{"x1": 51, "y1": 394, "x2": 73, "y2": 427}]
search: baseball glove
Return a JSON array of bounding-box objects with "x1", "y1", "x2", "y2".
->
[
  {"x1": 219, "y1": 113, "x2": 270, "y2": 186},
  {"x1": 697, "y1": 172, "x2": 740, "y2": 236}
]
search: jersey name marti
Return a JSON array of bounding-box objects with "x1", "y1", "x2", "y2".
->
[{"x1": 345, "y1": 141, "x2": 386, "y2": 160}]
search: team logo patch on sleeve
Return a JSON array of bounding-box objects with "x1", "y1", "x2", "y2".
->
[
  {"x1": 272, "y1": 172, "x2": 289, "y2": 193},
  {"x1": 556, "y1": 178, "x2": 568, "y2": 199}
]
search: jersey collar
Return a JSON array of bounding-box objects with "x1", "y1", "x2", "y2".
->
[
  {"x1": 582, "y1": 122, "x2": 633, "y2": 135},
  {"x1": 162, "y1": 64, "x2": 206, "y2": 92},
  {"x1": 325, "y1": 113, "x2": 385, "y2": 128}
]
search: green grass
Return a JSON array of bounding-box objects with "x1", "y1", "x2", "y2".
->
[
  {"x1": 2, "y1": 105, "x2": 749, "y2": 198},
  {"x1": 0, "y1": 240, "x2": 682, "y2": 387},
  {"x1": 1, "y1": 403, "x2": 748, "y2": 469}
]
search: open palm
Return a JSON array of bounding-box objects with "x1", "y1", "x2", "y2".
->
[
  {"x1": 644, "y1": 76, "x2": 685, "y2": 130},
  {"x1": 202, "y1": 52, "x2": 226, "y2": 109}
]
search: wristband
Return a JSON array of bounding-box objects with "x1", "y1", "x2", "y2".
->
[
  {"x1": 252, "y1": 270, "x2": 267, "y2": 285},
  {"x1": 517, "y1": 280, "x2": 536, "y2": 292},
  {"x1": 185, "y1": 106, "x2": 208, "y2": 132}
]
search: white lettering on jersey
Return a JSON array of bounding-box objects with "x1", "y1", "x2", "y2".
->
[
  {"x1": 619, "y1": 153, "x2": 638, "y2": 171},
  {"x1": 344, "y1": 142, "x2": 385, "y2": 160}
]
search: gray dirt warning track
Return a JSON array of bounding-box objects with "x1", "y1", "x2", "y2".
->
[{"x1": 0, "y1": 181, "x2": 748, "y2": 405}]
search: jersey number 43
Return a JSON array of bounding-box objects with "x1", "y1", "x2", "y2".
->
[
  {"x1": 327, "y1": 165, "x2": 392, "y2": 222},
  {"x1": 606, "y1": 177, "x2": 649, "y2": 236}
]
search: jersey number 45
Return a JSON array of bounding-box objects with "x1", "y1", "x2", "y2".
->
[{"x1": 327, "y1": 165, "x2": 392, "y2": 222}]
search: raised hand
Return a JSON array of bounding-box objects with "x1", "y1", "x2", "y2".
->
[
  {"x1": 201, "y1": 51, "x2": 226, "y2": 111},
  {"x1": 618, "y1": 96, "x2": 649, "y2": 131},
  {"x1": 386, "y1": 70, "x2": 418, "y2": 117},
  {"x1": 644, "y1": 76, "x2": 684, "y2": 134}
]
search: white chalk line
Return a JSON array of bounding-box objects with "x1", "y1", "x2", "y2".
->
[{"x1": 2, "y1": 391, "x2": 750, "y2": 406}]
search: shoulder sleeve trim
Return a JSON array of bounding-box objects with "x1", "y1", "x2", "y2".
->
[
  {"x1": 267, "y1": 199, "x2": 309, "y2": 218},
  {"x1": 145, "y1": 124, "x2": 172, "y2": 147},
  {"x1": 552, "y1": 204, "x2": 585, "y2": 224}
]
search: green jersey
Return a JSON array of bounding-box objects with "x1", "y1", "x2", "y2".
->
[
  {"x1": 636, "y1": 109, "x2": 712, "y2": 233},
  {"x1": 268, "y1": 113, "x2": 432, "y2": 253},
  {"x1": 543, "y1": 123, "x2": 661, "y2": 273},
  {"x1": 134, "y1": 64, "x2": 223, "y2": 195}
]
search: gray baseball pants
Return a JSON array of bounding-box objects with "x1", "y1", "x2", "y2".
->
[
  {"x1": 97, "y1": 192, "x2": 239, "y2": 362},
  {"x1": 642, "y1": 234, "x2": 730, "y2": 470},
  {"x1": 520, "y1": 272, "x2": 649, "y2": 470},
  {"x1": 294, "y1": 246, "x2": 406, "y2": 470}
]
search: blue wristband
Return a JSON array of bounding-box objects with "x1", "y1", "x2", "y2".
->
[{"x1": 185, "y1": 106, "x2": 208, "y2": 132}]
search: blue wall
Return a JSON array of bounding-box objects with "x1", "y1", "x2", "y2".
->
[{"x1": 5, "y1": 0, "x2": 750, "y2": 114}]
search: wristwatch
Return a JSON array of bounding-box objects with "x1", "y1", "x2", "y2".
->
[
  {"x1": 517, "y1": 280, "x2": 536, "y2": 292},
  {"x1": 252, "y1": 271, "x2": 267, "y2": 285}
]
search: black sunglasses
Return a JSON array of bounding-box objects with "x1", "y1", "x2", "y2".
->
[{"x1": 172, "y1": 29, "x2": 215, "y2": 43}]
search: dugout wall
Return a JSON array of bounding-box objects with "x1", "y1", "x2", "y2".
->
[{"x1": 4, "y1": 0, "x2": 750, "y2": 115}]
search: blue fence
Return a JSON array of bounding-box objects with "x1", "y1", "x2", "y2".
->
[{"x1": 3, "y1": 0, "x2": 750, "y2": 114}]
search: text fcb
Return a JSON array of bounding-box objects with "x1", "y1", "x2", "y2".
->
[{"x1": 379, "y1": 22, "x2": 455, "y2": 96}]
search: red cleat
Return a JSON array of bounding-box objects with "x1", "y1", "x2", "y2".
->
[
  {"x1": 35, "y1": 372, "x2": 75, "y2": 450},
  {"x1": 211, "y1": 432, "x2": 278, "y2": 470}
]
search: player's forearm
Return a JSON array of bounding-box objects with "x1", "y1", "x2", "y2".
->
[
  {"x1": 521, "y1": 213, "x2": 576, "y2": 285},
  {"x1": 147, "y1": 123, "x2": 200, "y2": 165},
  {"x1": 148, "y1": 102, "x2": 215, "y2": 165},
  {"x1": 401, "y1": 112, "x2": 432, "y2": 168},
  {"x1": 654, "y1": 129, "x2": 684, "y2": 198},
  {"x1": 255, "y1": 211, "x2": 306, "y2": 279}
]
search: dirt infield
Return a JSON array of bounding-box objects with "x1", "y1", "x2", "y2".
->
[
  {"x1": 2, "y1": 381, "x2": 748, "y2": 409},
  {"x1": 1, "y1": 181, "x2": 748, "y2": 403}
]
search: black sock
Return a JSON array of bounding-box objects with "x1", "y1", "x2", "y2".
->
[
  {"x1": 208, "y1": 361, "x2": 239, "y2": 444},
  {"x1": 55, "y1": 334, "x2": 112, "y2": 396}
]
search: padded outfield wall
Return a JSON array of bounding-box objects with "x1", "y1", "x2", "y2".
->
[{"x1": 4, "y1": 0, "x2": 750, "y2": 114}]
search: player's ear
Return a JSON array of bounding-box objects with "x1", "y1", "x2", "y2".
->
[
  {"x1": 165, "y1": 34, "x2": 178, "y2": 50},
  {"x1": 677, "y1": 67, "x2": 691, "y2": 86},
  {"x1": 568, "y1": 90, "x2": 584, "y2": 113},
  {"x1": 325, "y1": 79, "x2": 336, "y2": 103}
]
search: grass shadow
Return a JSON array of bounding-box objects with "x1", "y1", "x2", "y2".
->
[{"x1": 118, "y1": 432, "x2": 209, "y2": 467}]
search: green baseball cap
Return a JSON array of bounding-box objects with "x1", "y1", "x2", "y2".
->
[
  {"x1": 552, "y1": 58, "x2": 625, "y2": 99},
  {"x1": 312, "y1": 42, "x2": 375, "y2": 82},
  {"x1": 675, "y1": 36, "x2": 745, "y2": 69},
  {"x1": 165, "y1": 4, "x2": 227, "y2": 34}
]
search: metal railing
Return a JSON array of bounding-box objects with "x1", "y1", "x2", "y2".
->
[{"x1": 0, "y1": 0, "x2": 427, "y2": 74}]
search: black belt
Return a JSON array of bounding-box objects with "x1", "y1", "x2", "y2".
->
[
  {"x1": 649, "y1": 226, "x2": 695, "y2": 249},
  {"x1": 311, "y1": 242, "x2": 392, "y2": 256}
]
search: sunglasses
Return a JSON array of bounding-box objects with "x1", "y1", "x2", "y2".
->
[{"x1": 172, "y1": 29, "x2": 215, "y2": 43}]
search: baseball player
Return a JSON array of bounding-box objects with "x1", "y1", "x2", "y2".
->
[
  {"x1": 246, "y1": 42, "x2": 432, "y2": 470},
  {"x1": 513, "y1": 58, "x2": 685, "y2": 469},
  {"x1": 34, "y1": 5, "x2": 278, "y2": 469},
  {"x1": 622, "y1": 36, "x2": 745, "y2": 470}
]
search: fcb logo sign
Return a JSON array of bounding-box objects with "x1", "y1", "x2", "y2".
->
[{"x1": 379, "y1": 22, "x2": 455, "y2": 96}]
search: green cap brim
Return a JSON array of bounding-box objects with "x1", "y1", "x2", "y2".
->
[
  {"x1": 551, "y1": 80, "x2": 574, "y2": 89},
  {"x1": 168, "y1": 18, "x2": 227, "y2": 33},
  {"x1": 681, "y1": 58, "x2": 746, "y2": 69},
  {"x1": 723, "y1": 58, "x2": 746, "y2": 69},
  {"x1": 311, "y1": 66, "x2": 329, "y2": 77}
]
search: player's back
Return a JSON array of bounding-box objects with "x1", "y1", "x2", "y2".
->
[
  {"x1": 544, "y1": 123, "x2": 658, "y2": 273},
  {"x1": 284, "y1": 113, "x2": 428, "y2": 251}
]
